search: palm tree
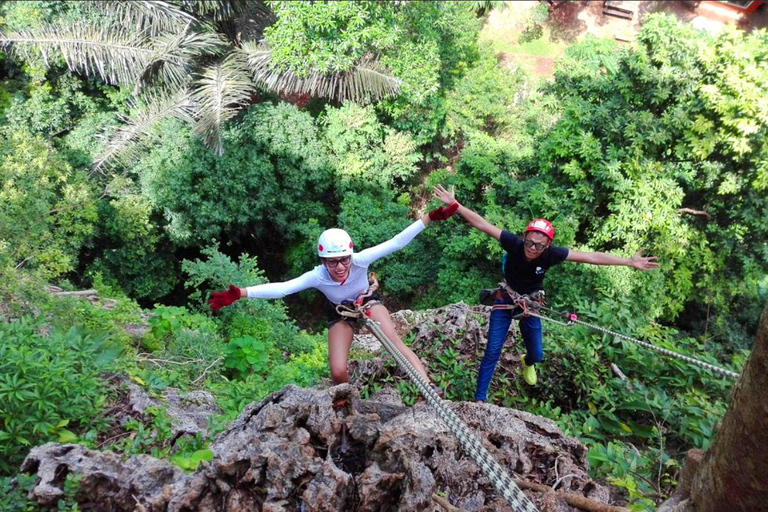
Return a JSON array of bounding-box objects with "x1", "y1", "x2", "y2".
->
[{"x1": 0, "y1": 0, "x2": 402, "y2": 171}]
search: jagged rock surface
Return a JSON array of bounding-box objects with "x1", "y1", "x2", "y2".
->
[
  {"x1": 21, "y1": 384, "x2": 614, "y2": 512},
  {"x1": 127, "y1": 380, "x2": 221, "y2": 440}
]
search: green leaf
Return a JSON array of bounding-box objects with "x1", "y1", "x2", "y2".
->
[{"x1": 58, "y1": 430, "x2": 78, "y2": 443}]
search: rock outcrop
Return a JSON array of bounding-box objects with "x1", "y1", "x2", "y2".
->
[{"x1": 21, "y1": 384, "x2": 615, "y2": 512}]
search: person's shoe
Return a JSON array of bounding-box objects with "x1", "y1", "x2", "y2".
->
[{"x1": 520, "y1": 355, "x2": 537, "y2": 386}]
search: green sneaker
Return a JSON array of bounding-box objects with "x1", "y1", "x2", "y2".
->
[{"x1": 520, "y1": 355, "x2": 537, "y2": 386}]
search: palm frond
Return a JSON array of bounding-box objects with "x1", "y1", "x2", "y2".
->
[
  {"x1": 84, "y1": 1, "x2": 199, "y2": 36},
  {"x1": 189, "y1": 49, "x2": 256, "y2": 155},
  {"x1": 217, "y1": 0, "x2": 277, "y2": 46},
  {"x1": 136, "y1": 29, "x2": 226, "y2": 94},
  {"x1": 0, "y1": 23, "x2": 152, "y2": 85},
  {"x1": 241, "y1": 42, "x2": 402, "y2": 104},
  {"x1": 93, "y1": 92, "x2": 194, "y2": 172},
  {"x1": 179, "y1": 0, "x2": 269, "y2": 23}
]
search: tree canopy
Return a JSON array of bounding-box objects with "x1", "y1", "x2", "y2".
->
[{"x1": 1, "y1": 3, "x2": 766, "y2": 508}]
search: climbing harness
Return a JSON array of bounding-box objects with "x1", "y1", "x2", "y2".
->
[
  {"x1": 335, "y1": 272, "x2": 382, "y2": 319},
  {"x1": 343, "y1": 274, "x2": 540, "y2": 512},
  {"x1": 493, "y1": 290, "x2": 740, "y2": 381},
  {"x1": 486, "y1": 282, "x2": 547, "y2": 319}
]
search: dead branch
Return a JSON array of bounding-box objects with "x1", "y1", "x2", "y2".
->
[
  {"x1": 191, "y1": 357, "x2": 224, "y2": 385},
  {"x1": 50, "y1": 289, "x2": 98, "y2": 297},
  {"x1": 136, "y1": 355, "x2": 206, "y2": 366},
  {"x1": 432, "y1": 493, "x2": 469, "y2": 512},
  {"x1": 513, "y1": 479, "x2": 631, "y2": 512},
  {"x1": 15, "y1": 256, "x2": 33, "y2": 270},
  {"x1": 609, "y1": 362, "x2": 634, "y2": 391},
  {"x1": 677, "y1": 207, "x2": 712, "y2": 219}
]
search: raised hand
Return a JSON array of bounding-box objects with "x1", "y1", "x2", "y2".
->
[
  {"x1": 208, "y1": 284, "x2": 242, "y2": 311},
  {"x1": 630, "y1": 250, "x2": 659, "y2": 271},
  {"x1": 432, "y1": 184, "x2": 456, "y2": 206}
]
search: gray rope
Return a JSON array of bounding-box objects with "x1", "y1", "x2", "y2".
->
[
  {"x1": 530, "y1": 310, "x2": 740, "y2": 381},
  {"x1": 364, "y1": 318, "x2": 539, "y2": 512}
]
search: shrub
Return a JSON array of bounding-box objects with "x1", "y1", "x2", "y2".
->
[
  {"x1": 0, "y1": 317, "x2": 120, "y2": 475},
  {"x1": 214, "y1": 338, "x2": 328, "y2": 417},
  {"x1": 141, "y1": 305, "x2": 217, "y2": 353}
]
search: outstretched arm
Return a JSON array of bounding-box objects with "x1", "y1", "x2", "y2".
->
[
  {"x1": 566, "y1": 249, "x2": 659, "y2": 270},
  {"x1": 433, "y1": 184, "x2": 502, "y2": 240},
  {"x1": 209, "y1": 271, "x2": 320, "y2": 311}
]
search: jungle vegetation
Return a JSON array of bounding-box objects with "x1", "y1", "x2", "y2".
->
[{"x1": 1, "y1": 2, "x2": 766, "y2": 510}]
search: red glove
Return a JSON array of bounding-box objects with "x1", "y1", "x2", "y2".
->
[
  {"x1": 208, "y1": 284, "x2": 242, "y2": 311},
  {"x1": 428, "y1": 201, "x2": 459, "y2": 221}
]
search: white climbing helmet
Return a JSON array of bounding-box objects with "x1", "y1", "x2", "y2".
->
[{"x1": 317, "y1": 228, "x2": 354, "y2": 258}]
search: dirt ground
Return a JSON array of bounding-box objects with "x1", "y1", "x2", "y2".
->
[{"x1": 488, "y1": 0, "x2": 768, "y2": 77}]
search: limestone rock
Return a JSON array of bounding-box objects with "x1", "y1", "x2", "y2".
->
[
  {"x1": 21, "y1": 384, "x2": 614, "y2": 511},
  {"x1": 127, "y1": 380, "x2": 220, "y2": 439}
]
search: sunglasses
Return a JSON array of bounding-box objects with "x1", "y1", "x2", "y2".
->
[
  {"x1": 524, "y1": 239, "x2": 548, "y2": 251},
  {"x1": 324, "y1": 256, "x2": 351, "y2": 268}
]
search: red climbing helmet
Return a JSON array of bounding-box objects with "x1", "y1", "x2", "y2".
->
[{"x1": 525, "y1": 219, "x2": 554, "y2": 240}]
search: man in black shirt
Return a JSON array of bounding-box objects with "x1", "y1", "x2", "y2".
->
[{"x1": 433, "y1": 185, "x2": 658, "y2": 400}]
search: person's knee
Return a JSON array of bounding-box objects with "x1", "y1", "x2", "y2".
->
[
  {"x1": 481, "y1": 345, "x2": 503, "y2": 363},
  {"x1": 330, "y1": 364, "x2": 349, "y2": 384}
]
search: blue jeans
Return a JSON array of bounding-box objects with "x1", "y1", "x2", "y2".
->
[{"x1": 474, "y1": 298, "x2": 543, "y2": 402}]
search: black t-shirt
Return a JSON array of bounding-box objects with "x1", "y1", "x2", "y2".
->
[{"x1": 500, "y1": 230, "x2": 569, "y2": 294}]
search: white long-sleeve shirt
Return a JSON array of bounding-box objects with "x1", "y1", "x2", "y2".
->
[{"x1": 246, "y1": 219, "x2": 426, "y2": 304}]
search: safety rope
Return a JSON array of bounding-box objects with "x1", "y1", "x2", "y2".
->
[
  {"x1": 538, "y1": 309, "x2": 740, "y2": 381},
  {"x1": 344, "y1": 276, "x2": 539, "y2": 512},
  {"x1": 489, "y1": 284, "x2": 739, "y2": 381}
]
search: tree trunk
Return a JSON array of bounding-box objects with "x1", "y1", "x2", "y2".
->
[{"x1": 689, "y1": 305, "x2": 768, "y2": 512}]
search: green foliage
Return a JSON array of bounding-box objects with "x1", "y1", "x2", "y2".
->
[
  {"x1": 142, "y1": 305, "x2": 216, "y2": 353},
  {"x1": 86, "y1": 193, "x2": 177, "y2": 301},
  {"x1": 587, "y1": 441, "x2": 669, "y2": 511},
  {"x1": 428, "y1": 337, "x2": 477, "y2": 401},
  {"x1": 264, "y1": 1, "x2": 481, "y2": 116},
  {"x1": 537, "y1": 15, "x2": 768, "y2": 346},
  {"x1": 183, "y1": 245, "x2": 315, "y2": 359},
  {"x1": 170, "y1": 446, "x2": 214, "y2": 472},
  {"x1": 3, "y1": 73, "x2": 88, "y2": 137},
  {"x1": 0, "y1": 472, "x2": 82, "y2": 512},
  {"x1": 377, "y1": 3, "x2": 482, "y2": 143},
  {"x1": 0, "y1": 318, "x2": 119, "y2": 475},
  {"x1": 137, "y1": 104, "x2": 334, "y2": 247},
  {"x1": 153, "y1": 328, "x2": 226, "y2": 388},
  {"x1": 443, "y1": 44, "x2": 527, "y2": 139},
  {"x1": 214, "y1": 340, "x2": 329, "y2": 417},
  {"x1": 224, "y1": 336, "x2": 274, "y2": 378},
  {"x1": 518, "y1": 3, "x2": 549, "y2": 44},
  {"x1": 44, "y1": 279, "x2": 143, "y2": 350},
  {"x1": 182, "y1": 245, "x2": 266, "y2": 306},
  {"x1": 323, "y1": 102, "x2": 421, "y2": 191},
  {"x1": 0, "y1": 130, "x2": 98, "y2": 280},
  {"x1": 264, "y1": 1, "x2": 398, "y2": 77},
  {"x1": 105, "y1": 405, "x2": 180, "y2": 459}
]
